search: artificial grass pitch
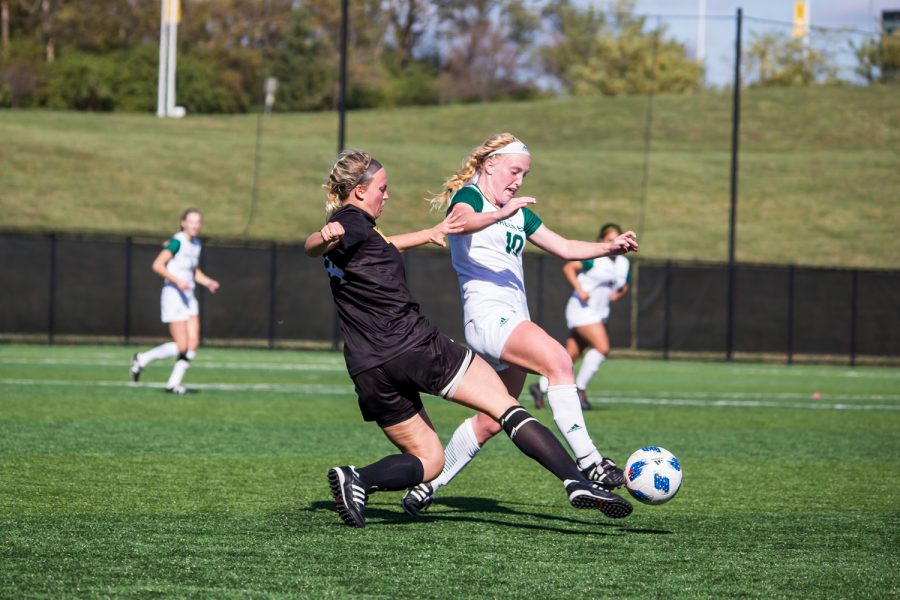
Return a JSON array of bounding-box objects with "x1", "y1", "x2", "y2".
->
[{"x1": 1, "y1": 344, "x2": 898, "y2": 598}]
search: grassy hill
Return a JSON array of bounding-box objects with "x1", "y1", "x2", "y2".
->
[{"x1": 1, "y1": 86, "x2": 898, "y2": 268}]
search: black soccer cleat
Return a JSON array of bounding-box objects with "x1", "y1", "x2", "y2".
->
[
  {"x1": 565, "y1": 480, "x2": 632, "y2": 519},
  {"x1": 328, "y1": 466, "x2": 368, "y2": 528},
  {"x1": 577, "y1": 388, "x2": 591, "y2": 410},
  {"x1": 165, "y1": 384, "x2": 187, "y2": 395},
  {"x1": 529, "y1": 382, "x2": 546, "y2": 410},
  {"x1": 400, "y1": 482, "x2": 434, "y2": 517},
  {"x1": 582, "y1": 457, "x2": 626, "y2": 490},
  {"x1": 130, "y1": 353, "x2": 143, "y2": 382}
]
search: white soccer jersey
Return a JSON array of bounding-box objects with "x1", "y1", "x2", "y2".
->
[
  {"x1": 162, "y1": 231, "x2": 201, "y2": 291},
  {"x1": 573, "y1": 256, "x2": 630, "y2": 309},
  {"x1": 448, "y1": 184, "x2": 543, "y2": 326}
]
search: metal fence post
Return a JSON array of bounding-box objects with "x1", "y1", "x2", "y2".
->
[
  {"x1": 726, "y1": 7, "x2": 743, "y2": 362},
  {"x1": 787, "y1": 265, "x2": 795, "y2": 365},
  {"x1": 124, "y1": 236, "x2": 133, "y2": 345},
  {"x1": 47, "y1": 233, "x2": 57, "y2": 344},
  {"x1": 850, "y1": 269, "x2": 859, "y2": 366},
  {"x1": 268, "y1": 242, "x2": 277, "y2": 349},
  {"x1": 664, "y1": 260, "x2": 672, "y2": 360}
]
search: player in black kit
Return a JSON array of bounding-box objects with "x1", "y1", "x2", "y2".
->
[{"x1": 304, "y1": 149, "x2": 632, "y2": 527}]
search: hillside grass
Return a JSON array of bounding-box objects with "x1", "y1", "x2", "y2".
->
[{"x1": 1, "y1": 86, "x2": 898, "y2": 268}]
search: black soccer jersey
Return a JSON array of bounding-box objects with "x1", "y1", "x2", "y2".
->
[{"x1": 322, "y1": 204, "x2": 439, "y2": 376}]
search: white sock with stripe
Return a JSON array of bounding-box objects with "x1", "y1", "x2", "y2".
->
[
  {"x1": 547, "y1": 383, "x2": 601, "y2": 471},
  {"x1": 429, "y1": 417, "x2": 481, "y2": 493}
]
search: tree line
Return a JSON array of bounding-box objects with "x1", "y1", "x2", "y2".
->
[{"x1": 1, "y1": 0, "x2": 896, "y2": 113}]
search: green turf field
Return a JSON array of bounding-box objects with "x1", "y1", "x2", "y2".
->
[{"x1": 1, "y1": 343, "x2": 898, "y2": 598}]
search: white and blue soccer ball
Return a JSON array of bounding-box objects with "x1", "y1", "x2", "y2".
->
[{"x1": 624, "y1": 446, "x2": 683, "y2": 505}]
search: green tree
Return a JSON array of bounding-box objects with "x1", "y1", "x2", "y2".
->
[
  {"x1": 541, "y1": 0, "x2": 702, "y2": 96},
  {"x1": 853, "y1": 30, "x2": 900, "y2": 84},
  {"x1": 743, "y1": 32, "x2": 838, "y2": 87},
  {"x1": 270, "y1": 8, "x2": 334, "y2": 112}
]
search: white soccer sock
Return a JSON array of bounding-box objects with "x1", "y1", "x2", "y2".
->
[
  {"x1": 166, "y1": 351, "x2": 195, "y2": 389},
  {"x1": 429, "y1": 417, "x2": 481, "y2": 493},
  {"x1": 575, "y1": 349, "x2": 606, "y2": 391},
  {"x1": 538, "y1": 375, "x2": 549, "y2": 393},
  {"x1": 547, "y1": 384, "x2": 602, "y2": 471},
  {"x1": 138, "y1": 342, "x2": 179, "y2": 367}
]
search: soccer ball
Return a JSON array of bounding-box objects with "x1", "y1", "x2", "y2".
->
[{"x1": 624, "y1": 446, "x2": 683, "y2": 505}]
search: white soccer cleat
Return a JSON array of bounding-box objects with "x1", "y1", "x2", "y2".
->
[{"x1": 165, "y1": 384, "x2": 187, "y2": 395}]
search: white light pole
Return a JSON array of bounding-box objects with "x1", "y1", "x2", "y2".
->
[{"x1": 157, "y1": 0, "x2": 185, "y2": 118}]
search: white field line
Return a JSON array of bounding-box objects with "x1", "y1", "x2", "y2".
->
[
  {"x1": 0, "y1": 358, "x2": 345, "y2": 371},
  {"x1": 0, "y1": 378, "x2": 354, "y2": 395},
  {"x1": 2, "y1": 357, "x2": 897, "y2": 379},
  {"x1": 1, "y1": 378, "x2": 898, "y2": 411}
]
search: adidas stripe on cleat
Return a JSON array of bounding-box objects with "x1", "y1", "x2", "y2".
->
[
  {"x1": 328, "y1": 466, "x2": 368, "y2": 528},
  {"x1": 565, "y1": 480, "x2": 633, "y2": 519},
  {"x1": 400, "y1": 482, "x2": 434, "y2": 517},
  {"x1": 582, "y1": 457, "x2": 626, "y2": 490}
]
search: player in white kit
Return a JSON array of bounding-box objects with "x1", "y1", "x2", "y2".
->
[
  {"x1": 401, "y1": 133, "x2": 639, "y2": 516},
  {"x1": 531, "y1": 223, "x2": 631, "y2": 410},
  {"x1": 130, "y1": 209, "x2": 220, "y2": 394}
]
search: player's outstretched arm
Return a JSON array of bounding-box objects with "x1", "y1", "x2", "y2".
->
[
  {"x1": 529, "y1": 226, "x2": 638, "y2": 260},
  {"x1": 388, "y1": 211, "x2": 465, "y2": 251},
  {"x1": 448, "y1": 196, "x2": 537, "y2": 235},
  {"x1": 305, "y1": 222, "x2": 345, "y2": 257},
  {"x1": 194, "y1": 268, "x2": 220, "y2": 293}
]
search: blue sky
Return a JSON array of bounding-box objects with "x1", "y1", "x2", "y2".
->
[{"x1": 629, "y1": 0, "x2": 896, "y2": 84}]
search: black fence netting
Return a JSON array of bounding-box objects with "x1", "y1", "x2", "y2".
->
[{"x1": 1, "y1": 232, "x2": 898, "y2": 363}]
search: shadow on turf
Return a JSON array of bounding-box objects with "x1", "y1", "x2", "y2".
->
[{"x1": 300, "y1": 497, "x2": 672, "y2": 535}]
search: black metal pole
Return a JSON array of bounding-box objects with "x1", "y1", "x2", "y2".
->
[
  {"x1": 337, "y1": 0, "x2": 348, "y2": 153},
  {"x1": 726, "y1": 7, "x2": 743, "y2": 361},
  {"x1": 268, "y1": 243, "x2": 278, "y2": 349},
  {"x1": 664, "y1": 260, "x2": 672, "y2": 360},
  {"x1": 124, "y1": 236, "x2": 133, "y2": 345},
  {"x1": 47, "y1": 233, "x2": 57, "y2": 344},
  {"x1": 849, "y1": 269, "x2": 859, "y2": 366},
  {"x1": 787, "y1": 265, "x2": 795, "y2": 365}
]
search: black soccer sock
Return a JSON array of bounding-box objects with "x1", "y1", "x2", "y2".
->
[
  {"x1": 357, "y1": 454, "x2": 425, "y2": 493},
  {"x1": 500, "y1": 406, "x2": 585, "y2": 483}
]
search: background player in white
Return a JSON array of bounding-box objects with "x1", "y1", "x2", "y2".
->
[
  {"x1": 531, "y1": 223, "x2": 631, "y2": 410},
  {"x1": 130, "y1": 208, "x2": 219, "y2": 394},
  {"x1": 401, "y1": 133, "x2": 638, "y2": 515}
]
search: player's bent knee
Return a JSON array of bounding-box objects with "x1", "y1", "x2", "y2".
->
[
  {"x1": 543, "y1": 347, "x2": 574, "y2": 380},
  {"x1": 420, "y1": 450, "x2": 445, "y2": 481}
]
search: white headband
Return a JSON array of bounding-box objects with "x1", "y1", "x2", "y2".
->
[{"x1": 487, "y1": 140, "x2": 530, "y2": 157}]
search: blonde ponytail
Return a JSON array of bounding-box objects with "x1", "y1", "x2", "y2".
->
[{"x1": 429, "y1": 132, "x2": 520, "y2": 210}]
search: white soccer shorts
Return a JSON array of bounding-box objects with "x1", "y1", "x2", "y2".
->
[
  {"x1": 565, "y1": 295, "x2": 611, "y2": 330},
  {"x1": 160, "y1": 285, "x2": 199, "y2": 323},
  {"x1": 464, "y1": 300, "x2": 529, "y2": 369}
]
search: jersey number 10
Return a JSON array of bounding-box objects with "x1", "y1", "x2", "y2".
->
[{"x1": 505, "y1": 232, "x2": 524, "y2": 256}]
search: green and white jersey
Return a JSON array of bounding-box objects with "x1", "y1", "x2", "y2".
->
[
  {"x1": 162, "y1": 231, "x2": 202, "y2": 291},
  {"x1": 448, "y1": 184, "x2": 543, "y2": 324},
  {"x1": 574, "y1": 255, "x2": 630, "y2": 306}
]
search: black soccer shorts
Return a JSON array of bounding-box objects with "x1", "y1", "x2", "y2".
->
[{"x1": 352, "y1": 332, "x2": 473, "y2": 427}]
